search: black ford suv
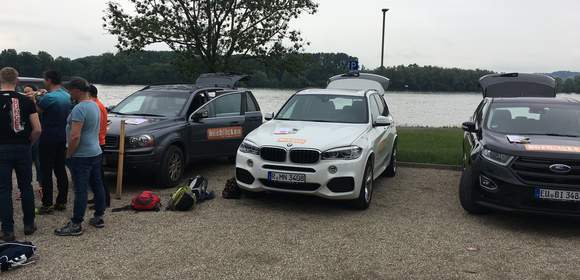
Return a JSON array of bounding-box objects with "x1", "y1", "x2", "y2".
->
[
  {"x1": 460, "y1": 73, "x2": 580, "y2": 216},
  {"x1": 104, "y1": 73, "x2": 263, "y2": 187}
]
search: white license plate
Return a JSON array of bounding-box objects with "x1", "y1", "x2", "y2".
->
[
  {"x1": 268, "y1": 171, "x2": 306, "y2": 183},
  {"x1": 536, "y1": 188, "x2": 580, "y2": 202}
]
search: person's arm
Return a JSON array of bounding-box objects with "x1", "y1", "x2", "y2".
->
[
  {"x1": 66, "y1": 121, "x2": 83, "y2": 158},
  {"x1": 29, "y1": 113, "x2": 41, "y2": 144}
]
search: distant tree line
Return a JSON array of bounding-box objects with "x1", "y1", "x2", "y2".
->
[{"x1": 1, "y1": 49, "x2": 579, "y2": 93}]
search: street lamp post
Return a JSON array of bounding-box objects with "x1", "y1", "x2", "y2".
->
[{"x1": 381, "y1": 8, "x2": 390, "y2": 69}]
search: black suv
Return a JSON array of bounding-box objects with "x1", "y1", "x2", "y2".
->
[
  {"x1": 460, "y1": 73, "x2": 580, "y2": 216},
  {"x1": 104, "y1": 73, "x2": 263, "y2": 187}
]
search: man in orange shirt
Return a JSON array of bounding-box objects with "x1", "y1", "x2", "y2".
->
[{"x1": 89, "y1": 85, "x2": 110, "y2": 207}]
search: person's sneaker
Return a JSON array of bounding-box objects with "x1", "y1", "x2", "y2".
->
[
  {"x1": 53, "y1": 204, "x2": 67, "y2": 211},
  {"x1": 54, "y1": 222, "x2": 83, "y2": 236},
  {"x1": 24, "y1": 224, "x2": 37, "y2": 236},
  {"x1": 37, "y1": 206, "x2": 54, "y2": 215},
  {"x1": 1, "y1": 232, "x2": 15, "y2": 242},
  {"x1": 88, "y1": 217, "x2": 105, "y2": 229}
]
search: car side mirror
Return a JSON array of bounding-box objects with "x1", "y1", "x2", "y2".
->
[
  {"x1": 264, "y1": 112, "x2": 274, "y2": 121},
  {"x1": 462, "y1": 121, "x2": 477, "y2": 133},
  {"x1": 374, "y1": 116, "x2": 392, "y2": 127}
]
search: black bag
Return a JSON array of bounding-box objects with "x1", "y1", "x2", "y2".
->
[
  {"x1": 0, "y1": 241, "x2": 37, "y2": 272},
  {"x1": 222, "y1": 177, "x2": 241, "y2": 199},
  {"x1": 167, "y1": 186, "x2": 196, "y2": 211},
  {"x1": 189, "y1": 176, "x2": 214, "y2": 202}
]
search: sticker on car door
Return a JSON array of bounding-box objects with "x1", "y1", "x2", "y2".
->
[{"x1": 207, "y1": 126, "x2": 243, "y2": 141}]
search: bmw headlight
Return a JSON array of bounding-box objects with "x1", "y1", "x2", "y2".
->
[
  {"x1": 239, "y1": 140, "x2": 260, "y2": 155},
  {"x1": 127, "y1": 135, "x2": 155, "y2": 148},
  {"x1": 321, "y1": 146, "x2": 363, "y2": 160},
  {"x1": 482, "y1": 148, "x2": 513, "y2": 166}
]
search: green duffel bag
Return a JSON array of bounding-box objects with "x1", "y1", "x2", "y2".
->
[{"x1": 167, "y1": 186, "x2": 196, "y2": 211}]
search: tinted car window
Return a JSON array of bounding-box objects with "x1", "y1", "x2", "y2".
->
[
  {"x1": 369, "y1": 95, "x2": 381, "y2": 121},
  {"x1": 112, "y1": 91, "x2": 189, "y2": 117},
  {"x1": 486, "y1": 103, "x2": 580, "y2": 137},
  {"x1": 246, "y1": 94, "x2": 258, "y2": 112},
  {"x1": 205, "y1": 93, "x2": 242, "y2": 118},
  {"x1": 373, "y1": 95, "x2": 388, "y2": 116},
  {"x1": 276, "y1": 94, "x2": 368, "y2": 124}
]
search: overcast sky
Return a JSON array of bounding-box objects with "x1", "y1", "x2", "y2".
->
[{"x1": 1, "y1": 0, "x2": 579, "y2": 73}]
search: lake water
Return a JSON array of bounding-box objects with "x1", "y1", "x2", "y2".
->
[{"x1": 95, "y1": 85, "x2": 579, "y2": 127}]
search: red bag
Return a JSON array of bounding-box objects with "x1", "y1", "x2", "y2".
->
[{"x1": 131, "y1": 191, "x2": 161, "y2": 211}]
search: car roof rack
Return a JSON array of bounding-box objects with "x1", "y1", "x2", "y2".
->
[
  {"x1": 479, "y1": 73, "x2": 556, "y2": 98},
  {"x1": 327, "y1": 72, "x2": 390, "y2": 94},
  {"x1": 195, "y1": 73, "x2": 249, "y2": 89}
]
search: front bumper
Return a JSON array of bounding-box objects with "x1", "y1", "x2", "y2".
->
[
  {"x1": 471, "y1": 157, "x2": 580, "y2": 217},
  {"x1": 102, "y1": 147, "x2": 161, "y2": 172},
  {"x1": 235, "y1": 151, "x2": 367, "y2": 200}
]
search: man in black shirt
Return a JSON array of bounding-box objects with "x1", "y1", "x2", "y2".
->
[{"x1": 0, "y1": 67, "x2": 42, "y2": 242}]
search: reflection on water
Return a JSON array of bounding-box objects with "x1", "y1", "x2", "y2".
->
[{"x1": 95, "y1": 84, "x2": 579, "y2": 128}]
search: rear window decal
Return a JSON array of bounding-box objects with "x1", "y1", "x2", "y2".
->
[{"x1": 207, "y1": 126, "x2": 243, "y2": 140}]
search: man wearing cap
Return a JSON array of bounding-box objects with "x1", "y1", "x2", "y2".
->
[{"x1": 55, "y1": 77, "x2": 106, "y2": 236}]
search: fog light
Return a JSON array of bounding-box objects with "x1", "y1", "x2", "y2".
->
[
  {"x1": 247, "y1": 159, "x2": 254, "y2": 167},
  {"x1": 479, "y1": 175, "x2": 498, "y2": 192},
  {"x1": 328, "y1": 166, "x2": 337, "y2": 174}
]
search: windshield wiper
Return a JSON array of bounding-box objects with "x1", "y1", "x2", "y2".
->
[
  {"x1": 525, "y1": 133, "x2": 579, "y2": 138},
  {"x1": 110, "y1": 111, "x2": 127, "y2": 115}
]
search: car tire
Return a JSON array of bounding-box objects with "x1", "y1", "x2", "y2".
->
[
  {"x1": 383, "y1": 143, "x2": 397, "y2": 177},
  {"x1": 351, "y1": 159, "x2": 374, "y2": 210},
  {"x1": 459, "y1": 167, "x2": 490, "y2": 214},
  {"x1": 158, "y1": 145, "x2": 184, "y2": 188}
]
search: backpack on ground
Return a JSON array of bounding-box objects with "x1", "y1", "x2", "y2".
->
[
  {"x1": 0, "y1": 241, "x2": 37, "y2": 272},
  {"x1": 188, "y1": 176, "x2": 215, "y2": 202},
  {"x1": 167, "y1": 186, "x2": 196, "y2": 211},
  {"x1": 222, "y1": 177, "x2": 242, "y2": 199},
  {"x1": 132, "y1": 191, "x2": 162, "y2": 211},
  {"x1": 111, "y1": 191, "x2": 162, "y2": 212}
]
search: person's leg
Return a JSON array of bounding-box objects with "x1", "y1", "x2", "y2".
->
[
  {"x1": 69, "y1": 157, "x2": 91, "y2": 225},
  {"x1": 31, "y1": 142, "x2": 42, "y2": 186},
  {"x1": 14, "y1": 146, "x2": 36, "y2": 233},
  {"x1": 39, "y1": 141, "x2": 55, "y2": 208},
  {"x1": 54, "y1": 142, "x2": 69, "y2": 207},
  {"x1": 89, "y1": 155, "x2": 106, "y2": 227},
  {"x1": 0, "y1": 147, "x2": 15, "y2": 236}
]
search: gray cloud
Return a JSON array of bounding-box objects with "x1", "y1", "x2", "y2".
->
[{"x1": 0, "y1": 0, "x2": 578, "y2": 72}]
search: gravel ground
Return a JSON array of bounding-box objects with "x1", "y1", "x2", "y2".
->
[{"x1": 3, "y1": 161, "x2": 580, "y2": 280}]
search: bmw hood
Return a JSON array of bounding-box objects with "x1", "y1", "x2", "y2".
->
[
  {"x1": 107, "y1": 114, "x2": 178, "y2": 137},
  {"x1": 484, "y1": 131, "x2": 580, "y2": 160},
  {"x1": 246, "y1": 120, "x2": 369, "y2": 151}
]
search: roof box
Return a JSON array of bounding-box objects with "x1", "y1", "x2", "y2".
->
[
  {"x1": 479, "y1": 73, "x2": 556, "y2": 98},
  {"x1": 196, "y1": 73, "x2": 248, "y2": 89},
  {"x1": 328, "y1": 73, "x2": 390, "y2": 94}
]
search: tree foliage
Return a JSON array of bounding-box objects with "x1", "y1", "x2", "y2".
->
[
  {"x1": 103, "y1": 0, "x2": 318, "y2": 72},
  {"x1": 2, "y1": 49, "x2": 579, "y2": 93}
]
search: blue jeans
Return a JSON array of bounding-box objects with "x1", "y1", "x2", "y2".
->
[
  {"x1": 0, "y1": 145, "x2": 35, "y2": 234},
  {"x1": 67, "y1": 155, "x2": 106, "y2": 224}
]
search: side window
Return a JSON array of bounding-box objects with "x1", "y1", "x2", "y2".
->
[
  {"x1": 246, "y1": 93, "x2": 259, "y2": 112},
  {"x1": 475, "y1": 100, "x2": 487, "y2": 128},
  {"x1": 373, "y1": 95, "x2": 388, "y2": 116},
  {"x1": 203, "y1": 93, "x2": 242, "y2": 118},
  {"x1": 369, "y1": 95, "x2": 381, "y2": 120}
]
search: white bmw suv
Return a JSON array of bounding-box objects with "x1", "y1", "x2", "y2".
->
[{"x1": 235, "y1": 73, "x2": 398, "y2": 209}]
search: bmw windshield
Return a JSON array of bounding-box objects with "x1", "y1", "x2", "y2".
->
[
  {"x1": 111, "y1": 91, "x2": 189, "y2": 117},
  {"x1": 276, "y1": 94, "x2": 368, "y2": 124},
  {"x1": 486, "y1": 102, "x2": 580, "y2": 137}
]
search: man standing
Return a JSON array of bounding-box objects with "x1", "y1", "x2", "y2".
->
[
  {"x1": 0, "y1": 67, "x2": 41, "y2": 241},
  {"x1": 89, "y1": 85, "x2": 110, "y2": 207},
  {"x1": 36, "y1": 71, "x2": 71, "y2": 214},
  {"x1": 55, "y1": 78, "x2": 106, "y2": 236}
]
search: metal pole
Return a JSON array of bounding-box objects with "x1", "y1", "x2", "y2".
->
[
  {"x1": 115, "y1": 120, "x2": 126, "y2": 199},
  {"x1": 381, "y1": 8, "x2": 389, "y2": 69}
]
